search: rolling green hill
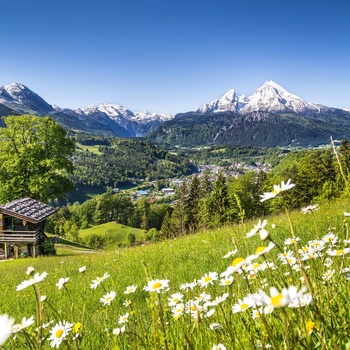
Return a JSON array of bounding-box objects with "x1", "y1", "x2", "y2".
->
[{"x1": 78, "y1": 222, "x2": 146, "y2": 249}]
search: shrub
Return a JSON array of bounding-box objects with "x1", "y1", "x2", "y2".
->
[
  {"x1": 40, "y1": 238, "x2": 56, "y2": 256},
  {"x1": 127, "y1": 232, "x2": 136, "y2": 245}
]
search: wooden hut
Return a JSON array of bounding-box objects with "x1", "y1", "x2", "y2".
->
[{"x1": 0, "y1": 197, "x2": 56, "y2": 259}]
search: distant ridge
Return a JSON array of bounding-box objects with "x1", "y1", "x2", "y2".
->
[{"x1": 0, "y1": 81, "x2": 349, "y2": 146}]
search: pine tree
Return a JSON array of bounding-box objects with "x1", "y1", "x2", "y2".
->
[
  {"x1": 160, "y1": 211, "x2": 173, "y2": 239},
  {"x1": 185, "y1": 175, "x2": 201, "y2": 233},
  {"x1": 210, "y1": 172, "x2": 230, "y2": 226},
  {"x1": 171, "y1": 182, "x2": 188, "y2": 236}
]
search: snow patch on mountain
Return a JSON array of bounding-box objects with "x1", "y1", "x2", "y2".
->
[
  {"x1": 240, "y1": 81, "x2": 321, "y2": 114},
  {"x1": 133, "y1": 109, "x2": 174, "y2": 122},
  {"x1": 198, "y1": 80, "x2": 327, "y2": 115},
  {"x1": 1, "y1": 83, "x2": 54, "y2": 113}
]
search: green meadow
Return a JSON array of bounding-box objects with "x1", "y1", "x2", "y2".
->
[
  {"x1": 78, "y1": 222, "x2": 146, "y2": 250},
  {"x1": 1, "y1": 194, "x2": 350, "y2": 349}
]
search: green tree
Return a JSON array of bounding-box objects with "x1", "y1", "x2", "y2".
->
[
  {"x1": 0, "y1": 115, "x2": 75, "y2": 203},
  {"x1": 171, "y1": 182, "x2": 188, "y2": 236},
  {"x1": 160, "y1": 211, "x2": 173, "y2": 239},
  {"x1": 201, "y1": 172, "x2": 230, "y2": 227},
  {"x1": 185, "y1": 175, "x2": 201, "y2": 233}
]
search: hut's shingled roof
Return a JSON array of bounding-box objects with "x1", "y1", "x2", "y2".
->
[{"x1": 0, "y1": 197, "x2": 56, "y2": 223}]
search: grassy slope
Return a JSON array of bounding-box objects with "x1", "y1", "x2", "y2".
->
[
  {"x1": 75, "y1": 142, "x2": 102, "y2": 155},
  {"x1": 78, "y1": 222, "x2": 146, "y2": 249},
  {"x1": 1, "y1": 197, "x2": 350, "y2": 348}
]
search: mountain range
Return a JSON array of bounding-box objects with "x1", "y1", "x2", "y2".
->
[
  {"x1": 0, "y1": 83, "x2": 173, "y2": 137},
  {"x1": 0, "y1": 81, "x2": 349, "y2": 147},
  {"x1": 149, "y1": 81, "x2": 350, "y2": 147}
]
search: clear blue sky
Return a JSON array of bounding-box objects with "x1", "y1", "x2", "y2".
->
[{"x1": 1, "y1": 0, "x2": 349, "y2": 114}]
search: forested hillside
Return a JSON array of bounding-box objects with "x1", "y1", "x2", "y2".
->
[
  {"x1": 148, "y1": 110, "x2": 350, "y2": 147},
  {"x1": 69, "y1": 134, "x2": 197, "y2": 200}
]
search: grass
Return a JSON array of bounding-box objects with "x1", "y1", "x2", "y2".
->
[
  {"x1": 1, "y1": 195, "x2": 350, "y2": 349},
  {"x1": 78, "y1": 222, "x2": 146, "y2": 249},
  {"x1": 75, "y1": 142, "x2": 103, "y2": 155}
]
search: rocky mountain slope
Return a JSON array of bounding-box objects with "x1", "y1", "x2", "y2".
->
[
  {"x1": 0, "y1": 83, "x2": 172, "y2": 137},
  {"x1": 0, "y1": 81, "x2": 349, "y2": 147}
]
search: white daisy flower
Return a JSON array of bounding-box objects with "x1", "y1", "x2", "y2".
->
[
  {"x1": 124, "y1": 285, "x2": 137, "y2": 294},
  {"x1": 246, "y1": 219, "x2": 269, "y2": 240},
  {"x1": 232, "y1": 297, "x2": 254, "y2": 313},
  {"x1": 219, "y1": 276, "x2": 234, "y2": 286},
  {"x1": 168, "y1": 292, "x2": 184, "y2": 306},
  {"x1": 16, "y1": 272, "x2": 48, "y2": 291},
  {"x1": 113, "y1": 325, "x2": 125, "y2": 336},
  {"x1": 301, "y1": 204, "x2": 319, "y2": 214},
  {"x1": 118, "y1": 313, "x2": 129, "y2": 324},
  {"x1": 78, "y1": 266, "x2": 86, "y2": 273},
  {"x1": 212, "y1": 344, "x2": 226, "y2": 350},
  {"x1": 48, "y1": 321, "x2": 73, "y2": 348},
  {"x1": 12, "y1": 315, "x2": 34, "y2": 333},
  {"x1": 322, "y1": 269, "x2": 335, "y2": 281},
  {"x1": 143, "y1": 279, "x2": 169, "y2": 293},
  {"x1": 90, "y1": 273, "x2": 110, "y2": 289},
  {"x1": 197, "y1": 272, "x2": 218, "y2": 288},
  {"x1": 26, "y1": 266, "x2": 35, "y2": 275},
  {"x1": 56, "y1": 277, "x2": 70, "y2": 290},
  {"x1": 209, "y1": 323, "x2": 222, "y2": 330},
  {"x1": 222, "y1": 249, "x2": 238, "y2": 259},
  {"x1": 260, "y1": 179, "x2": 295, "y2": 202},
  {"x1": 100, "y1": 291, "x2": 116, "y2": 306},
  {"x1": 0, "y1": 314, "x2": 14, "y2": 346}
]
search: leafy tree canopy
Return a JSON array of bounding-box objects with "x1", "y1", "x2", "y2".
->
[{"x1": 0, "y1": 115, "x2": 75, "y2": 203}]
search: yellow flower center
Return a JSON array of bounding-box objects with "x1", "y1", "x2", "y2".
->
[
  {"x1": 225, "y1": 280, "x2": 231, "y2": 285},
  {"x1": 190, "y1": 305, "x2": 197, "y2": 311},
  {"x1": 306, "y1": 321, "x2": 315, "y2": 334},
  {"x1": 73, "y1": 322, "x2": 81, "y2": 333},
  {"x1": 204, "y1": 276, "x2": 212, "y2": 283},
  {"x1": 232, "y1": 257, "x2": 245, "y2": 267},
  {"x1": 271, "y1": 294, "x2": 284, "y2": 307},
  {"x1": 336, "y1": 250, "x2": 344, "y2": 256},
  {"x1": 106, "y1": 297, "x2": 111, "y2": 302},
  {"x1": 153, "y1": 282, "x2": 162, "y2": 289},
  {"x1": 55, "y1": 329, "x2": 64, "y2": 339},
  {"x1": 255, "y1": 247, "x2": 266, "y2": 255},
  {"x1": 253, "y1": 263, "x2": 260, "y2": 269},
  {"x1": 241, "y1": 303, "x2": 248, "y2": 310},
  {"x1": 173, "y1": 298, "x2": 179, "y2": 302}
]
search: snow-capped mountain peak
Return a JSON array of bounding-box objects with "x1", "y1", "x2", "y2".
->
[
  {"x1": 1, "y1": 82, "x2": 54, "y2": 113},
  {"x1": 198, "y1": 88, "x2": 240, "y2": 113},
  {"x1": 240, "y1": 80, "x2": 321, "y2": 114},
  {"x1": 198, "y1": 80, "x2": 323, "y2": 115},
  {"x1": 78, "y1": 103, "x2": 174, "y2": 123}
]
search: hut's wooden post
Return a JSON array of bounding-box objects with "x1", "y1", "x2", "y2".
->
[
  {"x1": 4, "y1": 243, "x2": 7, "y2": 259},
  {"x1": 14, "y1": 245, "x2": 18, "y2": 259},
  {"x1": 32, "y1": 244, "x2": 36, "y2": 258}
]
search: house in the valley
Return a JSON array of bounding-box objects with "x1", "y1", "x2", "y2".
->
[
  {"x1": 0, "y1": 197, "x2": 56, "y2": 259},
  {"x1": 161, "y1": 188, "x2": 175, "y2": 197}
]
